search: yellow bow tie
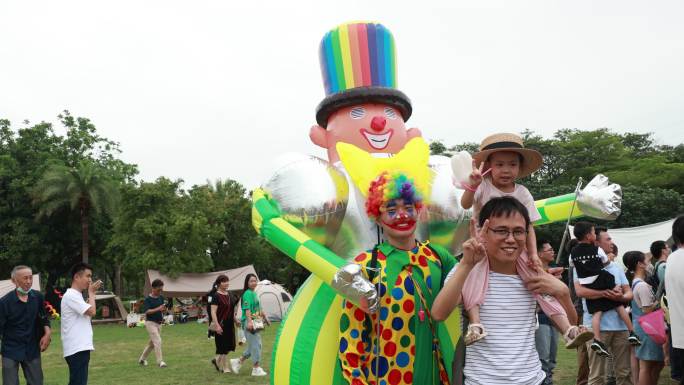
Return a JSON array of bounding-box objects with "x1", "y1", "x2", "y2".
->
[{"x1": 336, "y1": 137, "x2": 433, "y2": 199}]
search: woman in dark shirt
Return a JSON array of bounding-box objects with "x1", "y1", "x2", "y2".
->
[{"x1": 208, "y1": 275, "x2": 238, "y2": 373}]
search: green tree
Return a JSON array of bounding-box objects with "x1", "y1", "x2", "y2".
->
[
  {"x1": 429, "y1": 140, "x2": 450, "y2": 156},
  {"x1": 107, "y1": 178, "x2": 214, "y2": 282},
  {"x1": 33, "y1": 160, "x2": 120, "y2": 264},
  {"x1": 187, "y1": 180, "x2": 308, "y2": 291},
  {"x1": 1, "y1": 113, "x2": 136, "y2": 293}
]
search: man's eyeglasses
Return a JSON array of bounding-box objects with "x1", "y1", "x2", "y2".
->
[{"x1": 487, "y1": 228, "x2": 527, "y2": 240}]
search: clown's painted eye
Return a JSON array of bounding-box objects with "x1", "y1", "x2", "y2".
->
[
  {"x1": 384, "y1": 107, "x2": 397, "y2": 120},
  {"x1": 350, "y1": 107, "x2": 366, "y2": 119}
]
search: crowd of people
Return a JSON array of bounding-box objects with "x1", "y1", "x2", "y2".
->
[
  {"x1": 0, "y1": 263, "x2": 272, "y2": 384},
  {"x1": 0, "y1": 130, "x2": 682, "y2": 385}
]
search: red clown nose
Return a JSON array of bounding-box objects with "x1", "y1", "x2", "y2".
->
[{"x1": 370, "y1": 116, "x2": 386, "y2": 132}]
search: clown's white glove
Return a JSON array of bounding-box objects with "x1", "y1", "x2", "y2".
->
[
  {"x1": 331, "y1": 263, "x2": 378, "y2": 314},
  {"x1": 577, "y1": 174, "x2": 622, "y2": 220}
]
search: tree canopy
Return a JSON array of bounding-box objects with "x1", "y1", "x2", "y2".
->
[{"x1": 1, "y1": 112, "x2": 681, "y2": 298}]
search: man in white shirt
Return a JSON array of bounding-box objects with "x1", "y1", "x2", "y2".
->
[
  {"x1": 61, "y1": 263, "x2": 101, "y2": 385},
  {"x1": 665, "y1": 215, "x2": 684, "y2": 385}
]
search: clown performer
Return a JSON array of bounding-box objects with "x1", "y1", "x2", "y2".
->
[
  {"x1": 338, "y1": 170, "x2": 457, "y2": 385},
  {"x1": 251, "y1": 22, "x2": 623, "y2": 385}
]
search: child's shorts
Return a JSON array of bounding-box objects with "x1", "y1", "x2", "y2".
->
[{"x1": 584, "y1": 270, "x2": 622, "y2": 314}]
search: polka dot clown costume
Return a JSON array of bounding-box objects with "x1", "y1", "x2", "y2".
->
[{"x1": 338, "y1": 171, "x2": 457, "y2": 385}]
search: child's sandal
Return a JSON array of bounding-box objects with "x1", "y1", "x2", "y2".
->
[
  {"x1": 464, "y1": 323, "x2": 487, "y2": 346},
  {"x1": 564, "y1": 325, "x2": 593, "y2": 349}
]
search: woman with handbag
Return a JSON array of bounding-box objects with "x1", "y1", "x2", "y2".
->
[
  {"x1": 624, "y1": 251, "x2": 667, "y2": 385},
  {"x1": 208, "y1": 275, "x2": 238, "y2": 373},
  {"x1": 230, "y1": 273, "x2": 270, "y2": 377}
]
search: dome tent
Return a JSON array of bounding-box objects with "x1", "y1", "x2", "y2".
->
[{"x1": 237, "y1": 279, "x2": 293, "y2": 322}]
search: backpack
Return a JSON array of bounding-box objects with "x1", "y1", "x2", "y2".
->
[{"x1": 645, "y1": 261, "x2": 666, "y2": 300}]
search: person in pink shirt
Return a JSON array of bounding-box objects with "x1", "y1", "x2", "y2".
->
[{"x1": 459, "y1": 133, "x2": 592, "y2": 348}]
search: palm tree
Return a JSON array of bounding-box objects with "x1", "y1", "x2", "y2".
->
[{"x1": 33, "y1": 160, "x2": 119, "y2": 263}]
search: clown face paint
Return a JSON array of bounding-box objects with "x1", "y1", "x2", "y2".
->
[{"x1": 379, "y1": 199, "x2": 418, "y2": 236}]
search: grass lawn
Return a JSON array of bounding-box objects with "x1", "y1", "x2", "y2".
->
[
  {"x1": 36, "y1": 321, "x2": 275, "y2": 385},
  {"x1": 30, "y1": 321, "x2": 677, "y2": 384}
]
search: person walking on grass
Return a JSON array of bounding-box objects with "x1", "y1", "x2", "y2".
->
[
  {"x1": 0, "y1": 265, "x2": 51, "y2": 385},
  {"x1": 231, "y1": 274, "x2": 270, "y2": 377},
  {"x1": 61, "y1": 263, "x2": 101, "y2": 385},
  {"x1": 138, "y1": 279, "x2": 167, "y2": 368},
  {"x1": 208, "y1": 275, "x2": 239, "y2": 374}
]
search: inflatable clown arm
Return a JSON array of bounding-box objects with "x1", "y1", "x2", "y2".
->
[
  {"x1": 534, "y1": 174, "x2": 622, "y2": 226},
  {"x1": 252, "y1": 188, "x2": 378, "y2": 313}
]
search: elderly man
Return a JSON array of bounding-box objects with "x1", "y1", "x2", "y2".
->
[{"x1": 0, "y1": 265, "x2": 51, "y2": 385}]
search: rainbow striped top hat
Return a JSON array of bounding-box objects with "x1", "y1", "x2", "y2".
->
[{"x1": 316, "y1": 22, "x2": 412, "y2": 127}]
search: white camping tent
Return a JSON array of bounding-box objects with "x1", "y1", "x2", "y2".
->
[
  {"x1": 145, "y1": 265, "x2": 258, "y2": 297},
  {"x1": 0, "y1": 274, "x2": 40, "y2": 297},
  {"x1": 253, "y1": 280, "x2": 293, "y2": 321},
  {"x1": 235, "y1": 280, "x2": 293, "y2": 322},
  {"x1": 569, "y1": 218, "x2": 676, "y2": 268}
]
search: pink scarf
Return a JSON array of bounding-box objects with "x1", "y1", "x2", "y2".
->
[{"x1": 461, "y1": 251, "x2": 566, "y2": 318}]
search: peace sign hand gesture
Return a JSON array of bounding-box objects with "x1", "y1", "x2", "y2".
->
[
  {"x1": 468, "y1": 160, "x2": 490, "y2": 188},
  {"x1": 461, "y1": 218, "x2": 489, "y2": 267}
]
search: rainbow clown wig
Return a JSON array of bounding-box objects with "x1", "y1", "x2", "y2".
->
[{"x1": 366, "y1": 171, "x2": 424, "y2": 220}]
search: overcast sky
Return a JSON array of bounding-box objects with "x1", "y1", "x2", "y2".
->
[{"x1": 2, "y1": 1, "x2": 682, "y2": 190}]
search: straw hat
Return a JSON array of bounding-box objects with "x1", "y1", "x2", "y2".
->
[{"x1": 472, "y1": 133, "x2": 543, "y2": 178}]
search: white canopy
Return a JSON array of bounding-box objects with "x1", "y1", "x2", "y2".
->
[
  {"x1": 603, "y1": 219, "x2": 675, "y2": 254},
  {"x1": 145, "y1": 265, "x2": 258, "y2": 297},
  {"x1": 570, "y1": 218, "x2": 675, "y2": 268},
  {"x1": 0, "y1": 274, "x2": 41, "y2": 298}
]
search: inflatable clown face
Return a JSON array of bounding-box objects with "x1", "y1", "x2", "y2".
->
[
  {"x1": 310, "y1": 103, "x2": 422, "y2": 163},
  {"x1": 308, "y1": 22, "x2": 421, "y2": 163}
]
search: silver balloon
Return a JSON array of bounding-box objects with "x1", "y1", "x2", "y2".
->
[
  {"x1": 577, "y1": 174, "x2": 622, "y2": 220},
  {"x1": 418, "y1": 156, "x2": 472, "y2": 255},
  {"x1": 262, "y1": 153, "x2": 349, "y2": 248}
]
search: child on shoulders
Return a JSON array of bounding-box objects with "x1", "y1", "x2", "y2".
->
[{"x1": 459, "y1": 133, "x2": 592, "y2": 348}]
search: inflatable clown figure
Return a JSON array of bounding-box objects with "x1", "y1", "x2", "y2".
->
[{"x1": 251, "y1": 22, "x2": 622, "y2": 385}]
